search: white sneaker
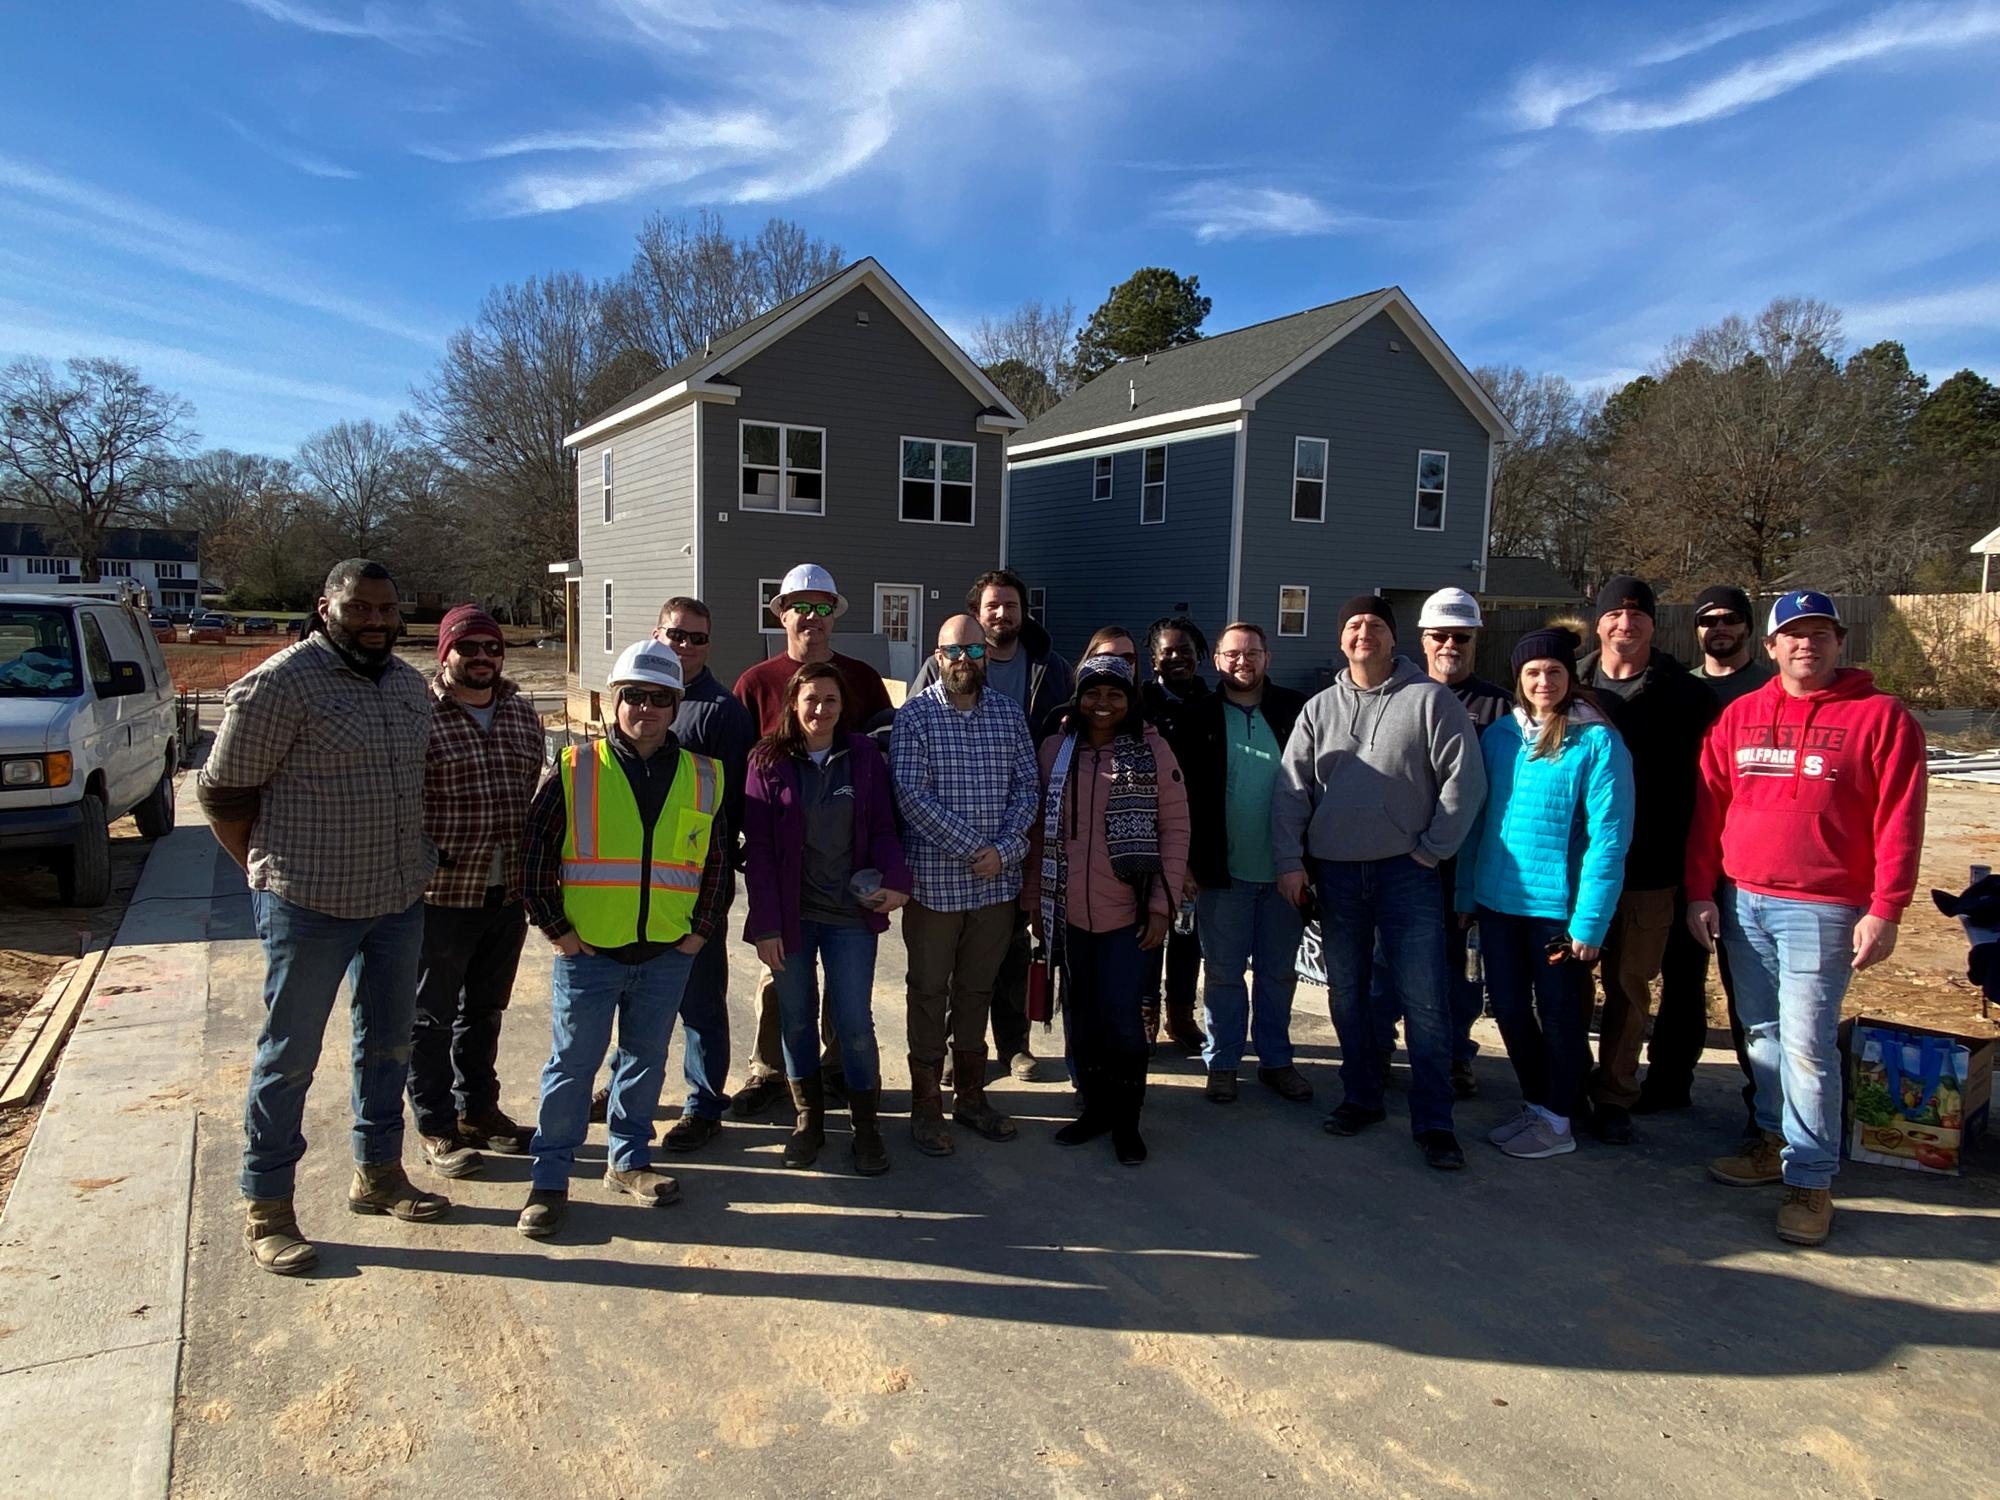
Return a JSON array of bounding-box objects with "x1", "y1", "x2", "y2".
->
[
  {"x1": 1500, "y1": 1119, "x2": 1577, "y2": 1159},
  {"x1": 1487, "y1": 1106, "x2": 1540, "y2": 1146}
]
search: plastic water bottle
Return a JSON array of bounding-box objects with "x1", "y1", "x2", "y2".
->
[
  {"x1": 1464, "y1": 921, "x2": 1483, "y2": 985},
  {"x1": 1174, "y1": 898, "x2": 1197, "y2": 935}
]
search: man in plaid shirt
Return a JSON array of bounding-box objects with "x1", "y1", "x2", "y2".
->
[
  {"x1": 407, "y1": 606, "x2": 548, "y2": 1181},
  {"x1": 890, "y1": 614, "x2": 1039, "y2": 1158}
]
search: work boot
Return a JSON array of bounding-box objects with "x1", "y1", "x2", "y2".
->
[
  {"x1": 662, "y1": 1114, "x2": 722, "y2": 1153},
  {"x1": 1140, "y1": 998, "x2": 1161, "y2": 1056},
  {"x1": 517, "y1": 1188, "x2": 567, "y2": 1239},
  {"x1": 348, "y1": 1162, "x2": 449, "y2": 1221},
  {"x1": 419, "y1": 1132, "x2": 482, "y2": 1179},
  {"x1": 1054, "y1": 1065, "x2": 1112, "y2": 1147},
  {"x1": 244, "y1": 1196, "x2": 318, "y2": 1276},
  {"x1": 784, "y1": 1076, "x2": 827, "y2": 1168},
  {"x1": 1111, "y1": 1063, "x2": 1148, "y2": 1166},
  {"x1": 731, "y1": 1070, "x2": 786, "y2": 1118},
  {"x1": 1257, "y1": 1065, "x2": 1313, "y2": 1102},
  {"x1": 1007, "y1": 1049, "x2": 1038, "y2": 1082},
  {"x1": 848, "y1": 1086, "x2": 890, "y2": 1177},
  {"x1": 950, "y1": 1047, "x2": 1018, "y2": 1141},
  {"x1": 458, "y1": 1105, "x2": 534, "y2": 1154},
  {"x1": 1163, "y1": 998, "x2": 1205, "y2": 1057},
  {"x1": 603, "y1": 1164, "x2": 680, "y2": 1204},
  {"x1": 1775, "y1": 1185, "x2": 1834, "y2": 1245},
  {"x1": 907, "y1": 1056, "x2": 954, "y2": 1157},
  {"x1": 1205, "y1": 1069, "x2": 1238, "y2": 1103},
  {"x1": 1710, "y1": 1131, "x2": 1785, "y2": 1187}
]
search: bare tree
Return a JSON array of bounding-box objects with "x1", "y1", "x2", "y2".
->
[
  {"x1": 295, "y1": 419, "x2": 407, "y2": 558},
  {"x1": 972, "y1": 298, "x2": 1077, "y2": 419},
  {"x1": 0, "y1": 356, "x2": 194, "y2": 579}
]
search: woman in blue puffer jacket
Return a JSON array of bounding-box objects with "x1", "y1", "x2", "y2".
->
[{"x1": 1455, "y1": 627, "x2": 1634, "y2": 1161}]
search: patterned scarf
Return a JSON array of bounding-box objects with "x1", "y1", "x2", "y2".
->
[{"x1": 1039, "y1": 724, "x2": 1162, "y2": 964}]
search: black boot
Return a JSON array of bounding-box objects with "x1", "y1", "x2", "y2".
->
[
  {"x1": 783, "y1": 1075, "x2": 826, "y2": 1168},
  {"x1": 1054, "y1": 1063, "x2": 1111, "y2": 1146},
  {"x1": 1111, "y1": 1060, "x2": 1147, "y2": 1166}
]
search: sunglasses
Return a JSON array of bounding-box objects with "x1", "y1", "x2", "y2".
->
[
  {"x1": 1425, "y1": 631, "x2": 1473, "y2": 645},
  {"x1": 660, "y1": 628, "x2": 709, "y2": 647},
  {"x1": 788, "y1": 601, "x2": 837, "y2": 619},
  {"x1": 1696, "y1": 612, "x2": 1745, "y2": 628},
  {"x1": 618, "y1": 687, "x2": 678, "y2": 710},
  {"x1": 1544, "y1": 934, "x2": 1573, "y2": 965},
  {"x1": 937, "y1": 644, "x2": 987, "y2": 661},
  {"x1": 452, "y1": 639, "x2": 505, "y2": 657}
]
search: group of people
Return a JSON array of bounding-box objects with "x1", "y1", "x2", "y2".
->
[{"x1": 200, "y1": 551, "x2": 1925, "y2": 1275}]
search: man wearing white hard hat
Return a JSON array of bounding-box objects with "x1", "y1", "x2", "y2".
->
[
  {"x1": 516, "y1": 641, "x2": 730, "y2": 1239},
  {"x1": 729, "y1": 563, "x2": 894, "y2": 1115}
]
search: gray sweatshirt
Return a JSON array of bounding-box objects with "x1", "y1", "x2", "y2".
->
[{"x1": 1271, "y1": 657, "x2": 1487, "y2": 870}]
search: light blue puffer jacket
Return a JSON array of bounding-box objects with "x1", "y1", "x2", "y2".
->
[{"x1": 1454, "y1": 704, "x2": 1634, "y2": 948}]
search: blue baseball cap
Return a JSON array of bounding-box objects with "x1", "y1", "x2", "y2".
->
[{"x1": 1766, "y1": 590, "x2": 1840, "y2": 634}]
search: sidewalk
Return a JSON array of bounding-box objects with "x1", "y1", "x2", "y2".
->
[{"x1": 4, "y1": 780, "x2": 1999, "y2": 1496}]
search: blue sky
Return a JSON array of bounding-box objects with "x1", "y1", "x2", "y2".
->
[{"x1": 3, "y1": 0, "x2": 1997, "y2": 453}]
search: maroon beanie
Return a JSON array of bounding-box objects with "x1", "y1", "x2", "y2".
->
[{"x1": 437, "y1": 604, "x2": 503, "y2": 663}]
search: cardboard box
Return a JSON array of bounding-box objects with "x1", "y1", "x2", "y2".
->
[{"x1": 1842, "y1": 1017, "x2": 1994, "y2": 1175}]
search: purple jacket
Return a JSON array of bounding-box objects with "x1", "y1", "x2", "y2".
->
[{"x1": 741, "y1": 732, "x2": 914, "y2": 954}]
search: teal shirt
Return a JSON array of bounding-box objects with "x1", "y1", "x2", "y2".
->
[{"x1": 1223, "y1": 699, "x2": 1283, "y2": 883}]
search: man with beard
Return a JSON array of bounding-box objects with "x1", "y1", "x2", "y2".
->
[
  {"x1": 407, "y1": 606, "x2": 548, "y2": 1180},
  {"x1": 1140, "y1": 614, "x2": 1211, "y2": 1053},
  {"x1": 201, "y1": 559, "x2": 446, "y2": 1276},
  {"x1": 891, "y1": 615, "x2": 1040, "y2": 1156}
]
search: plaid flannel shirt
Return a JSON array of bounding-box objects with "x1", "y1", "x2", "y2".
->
[
  {"x1": 199, "y1": 636, "x2": 435, "y2": 919},
  {"x1": 423, "y1": 676, "x2": 547, "y2": 908},
  {"x1": 889, "y1": 683, "x2": 1039, "y2": 912}
]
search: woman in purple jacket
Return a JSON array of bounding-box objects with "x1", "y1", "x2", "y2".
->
[{"x1": 743, "y1": 662, "x2": 913, "y2": 1176}]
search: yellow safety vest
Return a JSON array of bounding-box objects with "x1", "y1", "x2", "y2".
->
[{"x1": 559, "y1": 738, "x2": 721, "y2": 948}]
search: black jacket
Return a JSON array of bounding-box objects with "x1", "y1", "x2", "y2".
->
[
  {"x1": 1141, "y1": 675, "x2": 1212, "y2": 743},
  {"x1": 1171, "y1": 683, "x2": 1308, "y2": 890},
  {"x1": 907, "y1": 615, "x2": 1075, "y2": 738},
  {"x1": 1575, "y1": 647, "x2": 1719, "y2": 891}
]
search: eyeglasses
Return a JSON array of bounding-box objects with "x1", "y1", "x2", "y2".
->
[
  {"x1": 1424, "y1": 631, "x2": 1473, "y2": 645},
  {"x1": 1217, "y1": 649, "x2": 1266, "y2": 661},
  {"x1": 660, "y1": 628, "x2": 709, "y2": 647},
  {"x1": 788, "y1": 601, "x2": 837, "y2": 619},
  {"x1": 937, "y1": 644, "x2": 987, "y2": 661},
  {"x1": 452, "y1": 639, "x2": 505, "y2": 657},
  {"x1": 617, "y1": 687, "x2": 678, "y2": 709},
  {"x1": 1696, "y1": 612, "x2": 1744, "y2": 628}
]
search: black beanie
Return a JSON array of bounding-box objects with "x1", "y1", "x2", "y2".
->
[
  {"x1": 1693, "y1": 585, "x2": 1752, "y2": 621},
  {"x1": 1594, "y1": 574, "x2": 1656, "y2": 618},
  {"x1": 1339, "y1": 594, "x2": 1396, "y2": 637},
  {"x1": 1511, "y1": 626, "x2": 1581, "y2": 679}
]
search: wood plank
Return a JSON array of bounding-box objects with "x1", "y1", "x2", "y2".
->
[
  {"x1": 0, "y1": 960, "x2": 71, "y2": 1086},
  {"x1": 0, "y1": 944, "x2": 109, "y2": 1108}
]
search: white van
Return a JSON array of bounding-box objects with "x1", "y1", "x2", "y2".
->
[{"x1": 0, "y1": 588, "x2": 180, "y2": 906}]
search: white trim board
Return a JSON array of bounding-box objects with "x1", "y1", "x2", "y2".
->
[
  {"x1": 1006, "y1": 419, "x2": 1243, "y2": 470},
  {"x1": 1006, "y1": 401, "x2": 1247, "y2": 458}
]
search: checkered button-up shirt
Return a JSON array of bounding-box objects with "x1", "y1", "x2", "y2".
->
[
  {"x1": 890, "y1": 682, "x2": 1039, "y2": 912},
  {"x1": 423, "y1": 676, "x2": 547, "y2": 908},
  {"x1": 200, "y1": 636, "x2": 436, "y2": 918}
]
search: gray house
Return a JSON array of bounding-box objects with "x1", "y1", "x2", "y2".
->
[
  {"x1": 555, "y1": 258, "x2": 1026, "y2": 718},
  {"x1": 1004, "y1": 288, "x2": 1515, "y2": 689}
]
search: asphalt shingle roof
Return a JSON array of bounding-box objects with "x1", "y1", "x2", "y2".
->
[
  {"x1": 1483, "y1": 555, "x2": 1580, "y2": 602},
  {"x1": 0, "y1": 516, "x2": 199, "y2": 563}
]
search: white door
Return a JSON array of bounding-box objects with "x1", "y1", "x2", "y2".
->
[{"x1": 875, "y1": 585, "x2": 921, "y2": 686}]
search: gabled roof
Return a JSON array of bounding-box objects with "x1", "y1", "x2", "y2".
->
[
  {"x1": 0, "y1": 516, "x2": 199, "y2": 563},
  {"x1": 1970, "y1": 523, "x2": 2000, "y2": 554},
  {"x1": 1009, "y1": 286, "x2": 1515, "y2": 455},
  {"x1": 565, "y1": 257, "x2": 1027, "y2": 448}
]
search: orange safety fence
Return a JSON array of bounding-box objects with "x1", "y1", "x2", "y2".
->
[{"x1": 165, "y1": 643, "x2": 287, "y2": 693}]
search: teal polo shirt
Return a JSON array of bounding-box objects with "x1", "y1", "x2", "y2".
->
[{"x1": 1223, "y1": 699, "x2": 1283, "y2": 883}]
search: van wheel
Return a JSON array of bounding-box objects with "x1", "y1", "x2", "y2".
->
[
  {"x1": 54, "y1": 793, "x2": 112, "y2": 907},
  {"x1": 134, "y1": 765, "x2": 176, "y2": 839}
]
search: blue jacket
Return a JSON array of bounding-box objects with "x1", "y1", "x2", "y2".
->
[{"x1": 1455, "y1": 705, "x2": 1634, "y2": 948}]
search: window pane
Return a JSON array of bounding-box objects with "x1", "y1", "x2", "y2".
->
[
  {"x1": 940, "y1": 443, "x2": 974, "y2": 484},
  {"x1": 901, "y1": 440, "x2": 934, "y2": 480},
  {"x1": 1142, "y1": 483, "x2": 1165, "y2": 523},
  {"x1": 1144, "y1": 447, "x2": 1165, "y2": 485},
  {"x1": 1295, "y1": 438, "x2": 1325, "y2": 481},
  {"x1": 742, "y1": 468, "x2": 780, "y2": 508},
  {"x1": 1280, "y1": 586, "x2": 1306, "y2": 612},
  {"x1": 743, "y1": 423, "x2": 780, "y2": 466},
  {"x1": 1419, "y1": 451, "x2": 1447, "y2": 490},
  {"x1": 1294, "y1": 479, "x2": 1323, "y2": 522},
  {"x1": 787, "y1": 473, "x2": 824, "y2": 513},
  {"x1": 1415, "y1": 491, "x2": 1444, "y2": 530},
  {"x1": 788, "y1": 427, "x2": 822, "y2": 471},
  {"x1": 940, "y1": 483, "x2": 973, "y2": 525},
  {"x1": 901, "y1": 480, "x2": 935, "y2": 521}
]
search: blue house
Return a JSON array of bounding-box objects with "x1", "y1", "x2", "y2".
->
[{"x1": 1004, "y1": 288, "x2": 1515, "y2": 689}]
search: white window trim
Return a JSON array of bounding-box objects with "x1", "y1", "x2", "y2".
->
[
  {"x1": 601, "y1": 449, "x2": 614, "y2": 525},
  {"x1": 26, "y1": 557, "x2": 68, "y2": 575},
  {"x1": 1278, "y1": 584, "x2": 1310, "y2": 638},
  {"x1": 757, "y1": 577, "x2": 784, "y2": 635},
  {"x1": 1292, "y1": 436, "x2": 1329, "y2": 524},
  {"x1": 1414, "y1": 448, "x2": 1448, "y2": 532},
  {"x1": 1140, "y1": 445, "x2": 1167, "y2": 526},
  {"x1": 601, "y1": 580, "x2": 614, "y2": 653},
  {"x1": 154, "y1": 562, "x2": 185, "y2": 579},
  {"x1": 898, "y1": 435, "x2": 978, "y2": 527},
  {"x1": 1027, "y1": 586, "x2": 1047, "y2": 624},
  {"x1": 739, "y1": 420, "x2": 827, "y2": 517},
  {"x1": 1091, "y1": 453, "x2": 1113, "y2": 502},
  {"x1": 873, "y1": 582, "x2": 923, "y2": 648}
]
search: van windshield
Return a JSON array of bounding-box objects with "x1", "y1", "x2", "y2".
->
[{"x1": 0, "y1": 607, "x2": 82, "y2": 696}]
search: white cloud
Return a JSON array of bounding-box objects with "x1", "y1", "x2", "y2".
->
[
  {"x1": 1631, "y1": 2, "x2": 1827, "y2": 66},
  {"x1": 217, "y1": 113, "x2": 360, "y2": 180},
  {"x1": 1845, "y1": 280, "x2": 2000, "y2": 337},
  {"x1": 230, "y1": 0, "x2": 468, "y2": 51},
  {"x1": 1159, "y1": 183, "x2": 1354, "y2": 243},
  {"x1": 1506, "y1": 67, "x2": 1617, "y2": 130}
]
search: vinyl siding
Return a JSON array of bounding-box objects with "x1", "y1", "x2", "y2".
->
[
  {"x1": 698, "y1": 284, "x2": 1002, "y2": 686},
  {"x1": 1005, "y1": 431, "x2": 1235, "y2": 662},
  {"x1": 573, "y1": 402, "x2": 697, "y2": 677},
  {"x1": 1238, "y1": 310, "x2": 1492, "y2": 689}
]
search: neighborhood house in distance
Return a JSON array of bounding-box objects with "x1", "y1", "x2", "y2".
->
[
  {"x1": 0, "y1": 517, "x2": 202, "y2": 614},
  {"x1": 555, "y1": 267, "x2": 1514, "y2": 707}
]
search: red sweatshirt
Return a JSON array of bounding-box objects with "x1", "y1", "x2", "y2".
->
[{"x1": 1685, "y1": 669, "x2": 1926, "y2": 921}]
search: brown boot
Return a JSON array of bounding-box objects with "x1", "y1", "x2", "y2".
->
[
  {"x1": 1709, "y1": 1131, "x2": 1785, "y2": 1187},
  {"x1": 1163, "y1": 998, "x2": 1206, "y2": 1056},
  {"x1": 1776, "y1": 1185, "x2": 1834, "y2": 1245},
  {"x1": 907, "y1": 1056, "x2": 954, "y2": 1157},
  {"x1": 950, "y1": 1048, "x2": 1018, "y2": 1142},
  {"x1": 244, "y1": 1197, "x2": 318, "y2": 1276},
  {"x1": 848, "y1": 1086, "x2": 890, "y2": 1176},
  {"x1": 348, "y1": 1162, "x2": 450, "y2": 1221},
  {"x1": 783, "y1": 1075, "x2": 826, "y2": 1168}
]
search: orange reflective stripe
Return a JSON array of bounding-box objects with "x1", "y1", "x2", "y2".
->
[
  {"x1": 560, "y1": 859, "x2": 700, "y2": 891},
  {"x1": 691, "y1": 753, "x2": 717, "y2": 814}
]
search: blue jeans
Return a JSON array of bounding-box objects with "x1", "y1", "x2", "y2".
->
[
  {"x1": 1368, "y1": 918, "x2": 1482, "y2": 1065},
  {"x1": 773, "y1": 920, "x2": 882, "y2": 1091},
  {"x1": 532, "y1": 946, "x2": 695, "y2": 1191},
  {"x1": 1720, "y1": 886, "x2": 1859, "y2": 1189},
  {"x1": 1196, "y1": 881, "x2": 1304, "y2": 1072},
  {"x1": 241, "y1": 892, "x2": 424, "y2": 1200},
  {"x1": 1313, "y1": 856, "x2": 1454, "y2": 1136},
  {"x1": 1478, "y1": 907, "x2": 1592, "y2": 1120},
  {"x1": 675, "y1": 933, "x2": 730, "y2": 1120},
  {"x1": 1062, "y1": 924, "x2": 1149, "y2": 1072}
]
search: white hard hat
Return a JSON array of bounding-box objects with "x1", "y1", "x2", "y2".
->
[
  {"x1": 1417, "y1": 587, "x2": 1483, "y2": 630},
  {"x1": 608, "y1": 640, "x2": 684, "y2": 694},
  {"x1": 769, "y1": 562, "x2": 849, "y2": 619}
]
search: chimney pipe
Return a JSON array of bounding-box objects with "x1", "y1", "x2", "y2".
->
[{"x1": 1128, "y1": 379, "x2": 1136, "y2": 411}]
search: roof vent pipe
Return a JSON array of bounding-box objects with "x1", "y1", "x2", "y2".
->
[{"x1": 1129, "y1": 379, "x2": 1136, "y2": 411}]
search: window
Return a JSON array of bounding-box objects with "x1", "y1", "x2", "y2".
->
[
  {"x1": 79, "y1": 613, "x2": 113, "y2": 688},
  {"x1": 1278, "y1": 585, "x2": 1309, "y2": 638},
  {"x1": 1141, "y1": 445, "x2": 1166, "y2": 524},
  {"x1": 100, "y1": 560, "x2": 132, "y2": 577},
  {"x1": 758, "y1": 577, "x2": 784, "y2": 634},
  {"x1": 1092, "y1": 454, "x2": 1113, "y2": 501},
  {"x1": 27, "y1": 557, "x2": 65, "y2": 575},
  {"x1": 1027, "y1": 587, "x2": 1047, "y2": 625},
  {"x1": 601, "y1": 450, "x2": 614, "y2": 524},
  {"x1": 154, "y1": 562, "x2": 184, "y2": 580},
  {"x1": 602, "y1": 581, "x2": 614, "y2": 652},
  {"x1": 741, "y1": 422, "x2": 825, "y2": 515},
  {"x1": 1414, "y1": 449, "x2": 1448, "y2": 531},
  {"x1": 1293, "y1": 437, "x2": 1328, "y2": 523},
  {"x1": 900, "y1": 438, "x2": 975, "y2": 525}
]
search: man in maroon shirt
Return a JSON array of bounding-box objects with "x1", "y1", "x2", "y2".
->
[{"x1": 729, "y1": 563, "x2": 892, "y2": 1114}]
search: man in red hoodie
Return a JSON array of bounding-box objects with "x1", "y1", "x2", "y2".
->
[{"x1": 1686, "y1": 590, "x2": 1927, "y2": 1247}]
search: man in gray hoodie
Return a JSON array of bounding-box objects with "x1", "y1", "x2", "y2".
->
[{"x1": 1274, "y1": 595, "x2": 1486, "y2": 1171}]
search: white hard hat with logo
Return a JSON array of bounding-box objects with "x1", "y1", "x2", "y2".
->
[
  {"x1": 608, "y1": 640, "x2": 684, "y2": 695},
  {"x1": 1417, "y1": 587, "x2": 1484, "y2": 631},
  {"x1": 769, "y1": 562, "x2": 849, "y2": 620}
]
